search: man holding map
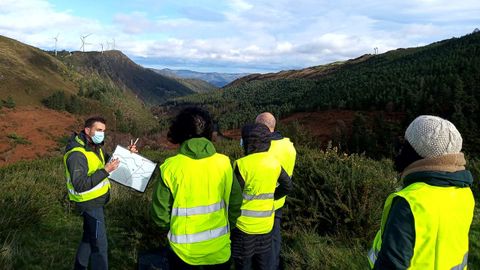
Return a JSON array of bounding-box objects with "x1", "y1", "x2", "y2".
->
[{"x1": 64, "y1": 116, "x2": 137, "y2": 270}]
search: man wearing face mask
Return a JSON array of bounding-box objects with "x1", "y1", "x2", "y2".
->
[{"x1": 64, "y1": 116, "x2": 122, "y2": 270}]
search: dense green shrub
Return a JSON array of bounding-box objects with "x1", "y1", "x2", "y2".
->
[
  {"x1": 42, "y1": 91, "x2": 68, "y2": 110},
  {"x1": 283, "y1": 146, "x2": 398, "y2": 242}
]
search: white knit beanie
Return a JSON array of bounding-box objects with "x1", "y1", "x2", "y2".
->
[{"x1": 405, "y1": 115, "x2": 462, "y2": 158}]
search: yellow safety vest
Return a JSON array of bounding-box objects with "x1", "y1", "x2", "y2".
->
[
  {"x1": 234, "y1": 152, "x2": 281, "y2": 234},
  {"x1": 161, "y1": 153, "x2": 232, "y2": 265},
  {"x1": 269, "y1": 138, "x2": 296, "y2": 210},
  {"x1": 63, "y1": 136, "x2": 111, "y2": 202},
  {"x1": 368, "y1": 182, "x2": 474, "y2": 269}
]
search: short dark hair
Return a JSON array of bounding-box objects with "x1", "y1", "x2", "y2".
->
[
  {"x1": 84, "y1": 116, "x2": 106, "y2": 128},
  {"x1": 167, "y1": 107, "x2": 213, "y2": 144}
]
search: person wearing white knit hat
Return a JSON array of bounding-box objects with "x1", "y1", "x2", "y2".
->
[{"x1": 368, "y1": 115, "x2": 475, "y2": 270}]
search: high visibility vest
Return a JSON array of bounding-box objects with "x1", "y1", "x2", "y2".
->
[
  {"x1": 161, "y1": 153, "x2": 233, "y2": 265},
  {"x1": 63, "y1": 136, "x2": 110, "y2": 202},
  {"x1": 269, "y1": 138, "x2": 296, "y2": 210},
  {"x1": 368, "y1": 182, "x2": 474, "y2": 269},
  {"x1": 234, "y1": 152, "x2": 281, "y2": 234}
]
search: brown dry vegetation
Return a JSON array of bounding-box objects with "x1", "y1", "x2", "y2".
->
[{"x1": 0, "y1": 107, "x2": 80, "y2": 165}]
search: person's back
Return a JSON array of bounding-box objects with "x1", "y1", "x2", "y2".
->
[
  {"x1": 256, "y1": 112, "x2": 297, "y2": 269},
  {"x1": 398, "y1": 182, "x2": 472, "y2": 268},
  {"x1": 231, "y1": 123, "x2": 292, "y2": 270},
  {"x1": 369, "y1": 115, "x2": 474, "y2": 269},
  {"x1": 234, "y1": 151, "x2": 280, "y2": 234},
  {"x1": 160, "y1": 138, "x2": 232, "y2": 265},
  {"x1": 269, "y1": 134, "x2": 296, "y2": 178},
  {"x1": 151, "y1": 107, "x2": 237, "y2": 269}
]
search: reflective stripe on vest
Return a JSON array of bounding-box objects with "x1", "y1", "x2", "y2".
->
[
  {"x1": 160, "y1": 149, "x2": 232, "y2": 265},
  {"x1": 241, "y1": 209, "x2": 275, "y2": 217},
  {"x1": 451, "y1": 252, "x2": 468, "y2": 270},
  {"x1": 368, "y1": 182, "x2": 474, "y2": 269},
  {"x1": 367, "y1": 248, "x2": 378, "y2": 266},
  {"x1": 168, "y1": 225, "x2": 230, "y2": 244},
  {"x1": 63, "y1": 137, "x2": 110, "y2": 202},
  {"x1": 242, "y1": 193, "x2": 274, "y2": 200},
  {"x1": 235, "y1": 152, "x2": 280, "y2": 234},
  {"x1": 171, "y1": 200, "x2": 225, "y2": 216},
  {"x1": 269, "y1": 138, "x2": 296, "y2": 210}
]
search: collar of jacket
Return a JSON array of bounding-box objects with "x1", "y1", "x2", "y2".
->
[
  {"x1": 401, "y1": 152, "x2": 473, "y2": 187},
  {"x1": 403, "y1": 170, "x2": 473, "y2": 188},
  {"x1": 179, "y1": 137, "x2": 216, "y2": 160},
  {"x1": 271, "y1": 131, "x2": 284, "y2": 140},
  {"x1": 402, "y1": 153, "x2": 466, "y2": 177}
]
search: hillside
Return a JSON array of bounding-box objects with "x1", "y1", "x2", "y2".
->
[
  {"x1": 170, "y1": 32, "x2": 480, "y2": 156},
  {"x1": 0, "y1": 35, "x2": 163, "y2": 162},
  {"x1": 61, "y1": 51, "x2": 193, "y2": 104},
  {"x1": 0, "y1": 35, "x2": 79, "y2": 106},
  {"x1": 227, "y1": 54, "x2": 371, "y2": 87},
  {"x1": 154, "y1": 68, "x2": 249, "y2": 87}
]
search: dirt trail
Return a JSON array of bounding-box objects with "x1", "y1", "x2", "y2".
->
[{"x1": 0, "y1": 107, "x2": 79, "y2": 166}]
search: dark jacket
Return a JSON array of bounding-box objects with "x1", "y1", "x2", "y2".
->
[
  {"x1": 238, "y1": 125, "x2": 293, "y2": 200},
  {"x1": 374, "y1": 170, "x2": 474, "y2": 269},
  {"x1": 231, "y1": 124, "x2": 293, "y2": 259},
  {"x1": 65, "y1": 131, "x2": 110, "y2": 212}
]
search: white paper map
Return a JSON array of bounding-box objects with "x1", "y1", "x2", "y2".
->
[{"x1": 108, "y1": 145, "x2": 157, "y2": 192}]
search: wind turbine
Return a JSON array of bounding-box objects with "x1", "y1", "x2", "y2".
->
[
  {"x1": 112, "y1": 38, "x2": 116, "y2": 50},
  {"x1": 106, "y1": 41, "x2": 111, "y2": 50},
  {"x1": 100, "y1": 43, "x2": 104, "y2": 53},
  {"x1": 53, "y1": 33, "x2": 59, "y2": 56},
  {"x1": 80, "y1": 33, "x2": 92, "y2": 52}
]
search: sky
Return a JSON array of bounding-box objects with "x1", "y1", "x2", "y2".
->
[{"x1": 0, "y1": 0, "x2": 479, "y2": 73}]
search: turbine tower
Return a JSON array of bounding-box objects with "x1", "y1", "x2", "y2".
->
[
  {"x1": 100, "y1": 43, "x2": 104, "y2": 53},
  {"x1": 80, "y1": 33, "x2": 92, "y2": 52},
  {"x1": 53, "y1": 33, "x2": 59, "y2": 56}
]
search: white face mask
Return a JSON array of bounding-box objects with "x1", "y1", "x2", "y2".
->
[{"x1": 91, "y1": 131, "x2": 105, "y2": 144}]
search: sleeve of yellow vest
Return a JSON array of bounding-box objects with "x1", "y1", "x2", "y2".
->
[
  {"x1": 66, "y1": 152, "x2": 110, "y2": 193},
  {"x1": 374, "y1": 197, "x2": 415, "y2": 270},
  {"x1": 151, "y1": 173, "x2": 173, "y2": 231},
  {"x1": 274, "y1": 167, "x2": 292, "y2": 199},
  {"x1": 228, "y1": 171, "x2": 243, "y2": 229}
]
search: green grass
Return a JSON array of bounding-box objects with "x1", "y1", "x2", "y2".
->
[
  {"x1": 7, "y1": 133, "x2": 31, "y2": 145},
  {"x1": 0, "y1": 143, "x2": 479, "y2": 269}
]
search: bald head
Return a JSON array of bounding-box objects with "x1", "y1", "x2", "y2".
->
[{"x1": 255, "y1": 112, "x2": 276, "y2": 132}]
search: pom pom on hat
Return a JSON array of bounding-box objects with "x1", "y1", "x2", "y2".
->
[{"x1": 405, "y1": 115, "x2": 462, "y2": 158}]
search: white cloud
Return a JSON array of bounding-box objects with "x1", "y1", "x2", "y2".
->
[{"x1": 0, "y1": 0, "x2": 479, "y2": 72}]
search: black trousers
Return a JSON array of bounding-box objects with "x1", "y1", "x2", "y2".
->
[
  {"x1": 272, "y1": 209, "x2": 283, "y2": 270},
  {"x1": 168, "y1": 248, "x2": 231, "y2": 270},
  {"x1": 231, "y1": 228, "x2": 274, "y2": 270}
]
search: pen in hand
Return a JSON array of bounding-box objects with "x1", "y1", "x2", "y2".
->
[{"x1": 128, "y1": 138, "x2": 139, "y2": 153}]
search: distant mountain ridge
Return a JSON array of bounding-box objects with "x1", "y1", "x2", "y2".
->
[
  {"x1": 154, "y1": 68, "x2": 249, "y2": 87},
  {"x1": 226, "y1": 54, "x2": 372, "y2": 87},
  {"x1": 62, "y1": 51, "x2": 193, "y2": 104}
]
